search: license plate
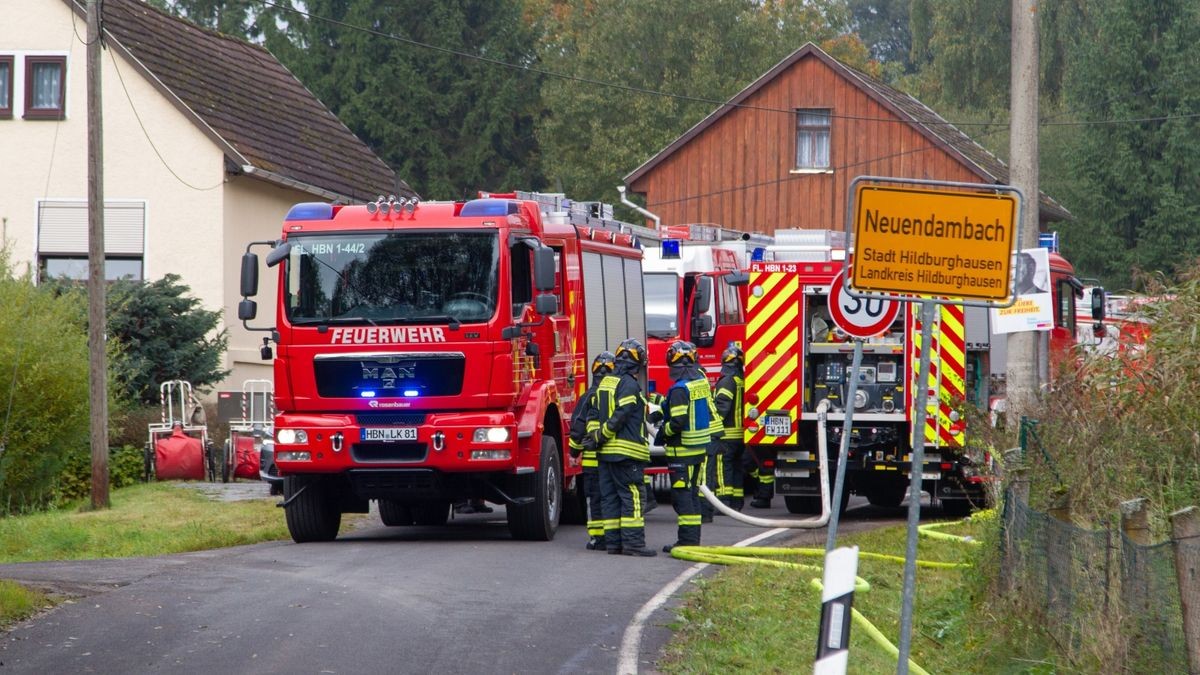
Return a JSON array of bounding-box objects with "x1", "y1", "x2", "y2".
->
[
  {"x1": 362, "y1": 427, "x2": 418, "y2": 442},
  {"x1": 765, "y1": 415, "x2": 792, "y2": 436}
]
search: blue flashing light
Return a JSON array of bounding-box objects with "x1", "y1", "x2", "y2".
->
[
  {"x1": 751, "y1": 247, "x2": 766, "y2": 262},
  {"x1": 460, "y1": 199, "x2": 518, "y2": 217},
  {"x1": 661, "y1": 239, "x2": 681, "y2": 259},
  {"x1": 360, "y1": 390, "x2": 376, "y2": 398},
  {"x1": 648, "y1": 380, "x2": 657, "y2": 393},
  {"x1": 1038, "y1": 231, "x2": 1060, "y2": 253},
  {"x1": 403, "y1": 389, "x2": 420, "y2": 397},
  {"x1": 285, "y1": 202, "x2": 335, "y2": 221}
]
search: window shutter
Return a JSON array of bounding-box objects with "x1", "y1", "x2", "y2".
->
[{"x1": 38, "y1": 200, "x2": 145, "y2": 255}]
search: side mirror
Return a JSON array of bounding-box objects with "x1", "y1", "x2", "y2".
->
[
  {"x1": 501, "y1": 325, "x2": 523, "y2": 340},
  {"x1": 694, "y1": 276, "x2": 712, "y2": 314},
  {"x1": 238, "y1": 299, "x2": 257, "y2": 321},
  {"x1": 534, "y1": 246, "x2": 556, "y2": 291},
  {"x1": 240, "y1": 252, "x2": 260, "y2": 297},
  {"x1": 260, "y1": 337, "x2": 273, "y2": 360},
  {"x1": 265, "y1": 241, "x2": 292, "y2": 268},
  {"x1": 534, "y1": 293, "x2": 557, "y2": 315},
  {"x1": 1090, "y1": 287, "x2": 1106, "y2": 321},
  {"x1": 692, "y1": 315, "x2": 715, "y2": 348},
  {"x1": 724, "y1": 270, "x2": 749, "y2": 286}
]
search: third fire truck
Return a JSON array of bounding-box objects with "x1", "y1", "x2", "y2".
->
[{"x1": 741, "y1": 230, "x2": 1086, "y2": 515}]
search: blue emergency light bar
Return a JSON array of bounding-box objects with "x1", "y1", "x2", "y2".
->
[
  {"x1": 285, "y1": 202, "x2": 335, "y2": 221},
  {"x1": 751, "y1": 247, "x2": 766, "y2": 262},
  {"x1": 360, "y1": 390, "x2": 376, "y2": 398},
  {"x1": 460, "y1": 199, "x2": 519, "y2": 217},
  {"x1": 1039, "y1": 231, "x2": 1060, "y2": 252},
  {"x1": 403, "y1": 389, "x2": 420, "y2": 397},
  {"x1": 661, "y1": 240, "x2": 681, "y2": 259}
]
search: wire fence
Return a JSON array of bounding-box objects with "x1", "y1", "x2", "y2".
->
[{"x1": 999, "y1": 420, "x2": 1197, "y2": 672}]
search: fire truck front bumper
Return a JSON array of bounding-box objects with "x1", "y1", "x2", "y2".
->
[{"x1": 271, "y1": 412, "x2": 526, "y2": 474}]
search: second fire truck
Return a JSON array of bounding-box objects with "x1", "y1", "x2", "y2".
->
[{"x1": 740, "y1": 230, "x2": 1086, "y2": 515}]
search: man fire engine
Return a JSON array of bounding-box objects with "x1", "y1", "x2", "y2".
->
[
  {"x1": 238, "y1": 193, "x2": 646, "y2": 543},
  {"x1": 740, "y1": 230, "x2": 1086, "y2": 516}
]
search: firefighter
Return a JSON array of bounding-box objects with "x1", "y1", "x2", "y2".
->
[
  {"x1": 584, "y1": 338, "x2": 656, "y2": 557},
  {"x1": 713, "y1": 344, "x2": 746, "y2": 511},
  {"x1": 568, "y1": 351, "x2": 615, "y2": 551},
  {"x1": 658, "y1": 340, "x2": 718, "y2": 552},
  {"x1": 697, "y1": 357, "x2": 725, "y2": 523},
  {"x1": 748, "y1": 445, "x2": 776, "y2": 509}
]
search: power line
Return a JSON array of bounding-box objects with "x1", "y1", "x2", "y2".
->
[{"x1": 108, "y1": 45, "x2": 224, "y2": 192}]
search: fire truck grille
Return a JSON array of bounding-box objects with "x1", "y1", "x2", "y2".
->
[
  {"x1": 355, "y1": 413, "x2": 428, "y2": 426},
  {"x1": 346, "y1": 469, "x2": 441, "y2": 499},
  {"x1": 351, "y1": 442, "x2": 428, "y2": 463},
  {"x1": 313, "y1": 355, "x2": 466, "y2": 398}
]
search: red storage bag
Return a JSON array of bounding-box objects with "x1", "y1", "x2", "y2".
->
[
  {"x1": 155, "y1": 427, "x2": 205, "y2": 480},
  {"x1": 233, "y1": 435, "x2": 261, "y2": 480}
]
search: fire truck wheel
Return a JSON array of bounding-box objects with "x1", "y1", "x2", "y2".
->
[
  {"x1": 941, "y1": 498, "x2": 974, "y2": 518},
  {"x1": 412, "y1": 501, "x2": 450, "y2": 526},
  {"x1": 559, "y1": 475, "x2": 587, "y2": 526},
  {"x1": 866, "y1": 488, "x2": 907, "y2": 509},
  {"x1": 378, "y1": 499, "x2": 414, "y2": 526},
  {"x1": 507, "y1": 436, "x2": 561, "y2": 541},
  {"x1": 221, "y1": 440, "x2": 232, "y2": 484},
  {"x1": 284, "y1": 475, "x2": 341, "y2": 543}
]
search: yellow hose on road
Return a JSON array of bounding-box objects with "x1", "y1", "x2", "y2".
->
[{"x1": 668, "y1": 510, "x2": 992, "y2": 675}]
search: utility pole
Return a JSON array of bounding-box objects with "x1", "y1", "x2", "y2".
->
[
  {"x1": 1007, "y1": 0, "x2": 1040, "y2": 419},
  {"x1": 87, "y1": 0, "x2": 109, "y2": 509}
]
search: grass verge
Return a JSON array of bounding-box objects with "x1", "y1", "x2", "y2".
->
[
  {"x1": 658, "y1": 513, "x2": 1063, "y2": 674},
  {"x1": 0, "y1": 481, "x2": 294, "y2": 631},
  {"x1": 0, "y1": 482, "x2": 290, "y2": 564}
]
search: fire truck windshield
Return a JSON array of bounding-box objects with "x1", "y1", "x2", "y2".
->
[
  {"x1": 644, "y1": 272, "x2": 679, "y2": 338},
  {"x1": 284, "y1": 232, "x2": 499, "y2": 326}
]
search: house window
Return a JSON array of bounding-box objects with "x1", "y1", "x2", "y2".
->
[
  {"x1": 25, "y1": 55, "x2": 66, "y2": 120},
  {"x1": 40, "y1": 257, "x2": 144, "y2": 282},
  {"x1": 795, "y1": 109, "x2": 831, "y2": 170},
  {"x1": 37, "y1": 200, "x2": 145, "y2": 282},
  {"x1": 0, "y1": 56, "x2": 12, "y2": 119}
]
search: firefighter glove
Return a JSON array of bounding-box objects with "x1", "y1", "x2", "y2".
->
[
  {"x1": 648, "y1": 409, "x2": 664, "y2": 425},
  {"x1": 653, "y1": 426, "x2": 667, "y2": 447},
  {"x1": 584, "y1": 429, "x2": 603, "y2": 450}
]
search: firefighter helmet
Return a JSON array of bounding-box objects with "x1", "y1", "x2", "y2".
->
[
  {"x1": 721, "y1": 344, "x2": 744, "y2": 365},
  {"x1": 591, "y1": 351, "x2": 616, "y2": 375},
  {"x1": 666, "y1": 340, "x2": 697, "y2": 367},
  {"x1": 615, "y1": 338, "x2": 646, "y2": 367}
]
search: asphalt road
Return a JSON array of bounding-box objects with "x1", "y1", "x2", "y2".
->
[{"x1": 0, "y1": 486, "x2": 911, "y2": 674}]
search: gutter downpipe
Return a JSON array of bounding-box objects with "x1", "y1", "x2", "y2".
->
[
  {"x1": 700, "y1": 399, "x2": 833, "y2": 528},
  {"x1": 618, "y1": 185, "x2": 662, "y2": 238}
]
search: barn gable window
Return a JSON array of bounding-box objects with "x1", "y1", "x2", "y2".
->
[{"x1": 794, "y1": 109, "x2": 831, "y2": 170}]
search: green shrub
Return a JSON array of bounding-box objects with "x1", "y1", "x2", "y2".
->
[
  {"x1": 0, "y1": 252, "x2": 91, "y2": 514},
  {"x1": 52, "y1": 445, "x2": 146, "y2": 504}
]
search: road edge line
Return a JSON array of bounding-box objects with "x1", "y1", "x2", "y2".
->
[{"x1": 616, "y1": 527, "x2": 788, "y2": 674}]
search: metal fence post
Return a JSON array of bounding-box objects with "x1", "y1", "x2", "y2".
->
[
  {"x1": 1002, "y1": 447, "x2": 1027, "y2": 594},
  {"x1": 1169, "y1": 506, "x2": 1199, "y2": 675}
]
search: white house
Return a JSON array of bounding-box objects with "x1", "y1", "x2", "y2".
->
[{"x1": 0, "y1": 0, "x2": 414, "y2": 394}]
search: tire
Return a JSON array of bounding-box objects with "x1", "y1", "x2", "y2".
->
[
  {"x1": 866, "y1": 487, "x2": 907, "y2": 508},
  {"x1": 412, "y1": 501, "x2": 450, "y2": 526},
  {"x1": 942, "y1": 498, "x2": 973, "y2": 518},
  {"x1": 507, "y1": 435, "x2": 562, "y2": 541},
  {"x1": 559, "y1": 474, "x2": 587, "y2": 526},
  {"x1": 378, "y1": 499, "x2": 414, "y2": 526},
  {"x1": 221, "y1": 440, "x2": 232, "y2": 483},
  {"x1": 785, "y1": 496, "x2": 821, "y2": 514},
  {"x1": 284, "y1": 475, "x2": 341, "y2": 543}
]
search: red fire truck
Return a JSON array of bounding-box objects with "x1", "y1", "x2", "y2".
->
[
  {"x1": 238, "y1": 193, "x2": 646, "y2": 542},
  {"x1": 641, "y1": 226, "x2": 769, "y2": 395},
  {"x1": 741, "y1": 231, "x2": 1088, "y2": 516}
]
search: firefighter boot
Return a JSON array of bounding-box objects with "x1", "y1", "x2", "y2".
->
[{"x1": 750, "y1": 483, "x2": 773, "y2": 509}]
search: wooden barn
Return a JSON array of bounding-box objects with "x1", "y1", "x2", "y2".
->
[{"x1": 623, "y1": 42, "x2": 1068, "y2": 234}]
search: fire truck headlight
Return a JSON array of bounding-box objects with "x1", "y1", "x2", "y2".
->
[
  {"x1": 473, "y1": 427, "x2": 511, "y2": 443},
  {"x1": 276, "y1": 429, "x2": 308, "y2": 445},
  {"x1": 949, "y1": 410, "x2": 961, "y2": 422},
  {"x1": 747, "y1": 406, "x2": 760, "y2": 421},
  {"x1": 752, "y1": 285, "x2": 764, "y2": 298}
]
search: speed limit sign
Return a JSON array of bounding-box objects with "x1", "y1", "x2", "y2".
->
[{"x1": 828, "y1": 268, "x2": 900, "y2": 339}]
